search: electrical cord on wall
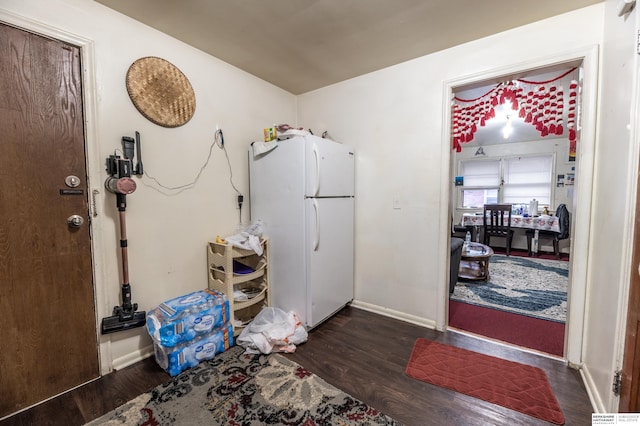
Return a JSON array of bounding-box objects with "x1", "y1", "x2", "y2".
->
[
  {"x1": 142, "y1": 139, "x2": 216, "y2": 195},
  {"x1": 215, "y1": 129, "x2": 244, "y2": 224},
  {"x1": 216, "y1": 129, "x2": 242, "y2": 195},
  {"x1": 142, "y1": 128, "x2": 243, "y2": 214}
]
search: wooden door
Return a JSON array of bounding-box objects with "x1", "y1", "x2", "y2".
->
[
  {"x1": 0, "y1": 23, "x2": 98, "y2": 417},
  {"x1": 620, "y1": 165, "x2": 640, "y2": 410}
]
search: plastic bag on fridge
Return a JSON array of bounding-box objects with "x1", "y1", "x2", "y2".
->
[{"x1": 236, "y1": 307, "x2": 308, "y2": 354}]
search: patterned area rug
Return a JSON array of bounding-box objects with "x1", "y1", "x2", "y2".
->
[
  {"x1": 451, "y1": 254, "x2": 568, "y2": 323},
  {"x1": 86, "y1": 346, "x2": 399, "y2": 425}
]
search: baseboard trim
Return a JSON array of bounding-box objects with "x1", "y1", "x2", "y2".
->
[
  {"x1": 580, "y1": 362, "x2": 605, "y2": 413},
  {"x1": 112, "y1": 345, "x2": 154, "y2": 371},
  {"x1": 350, "y1": 300, "x2": 437, "y2": 329}
]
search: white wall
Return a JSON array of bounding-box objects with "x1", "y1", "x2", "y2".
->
[
  {"x1": 582, "y1": 0, "x2": 639, "y2": 413},
  {"x1": 0, "y1": 0, "x2": 297, "y2": 372},
  {"x1": 297, "y1": 3, "x2": 626, "y2": 410}
]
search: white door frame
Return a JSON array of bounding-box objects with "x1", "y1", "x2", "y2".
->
[{"x1": 437, "y1": 45, "x2": 599, "y2": 367}]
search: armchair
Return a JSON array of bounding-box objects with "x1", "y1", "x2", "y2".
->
[{"x1": 450, "y1": 237, "x2": 464, "y2": 293}]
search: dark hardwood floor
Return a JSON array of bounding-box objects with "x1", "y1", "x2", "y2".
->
[{"x1": 1, "y1": 306, "x2": 593, "y2": 425}]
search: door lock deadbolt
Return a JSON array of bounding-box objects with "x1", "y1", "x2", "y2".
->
[
  {"x1": 65, "y1": 175, "x2": 81, "y2": 188},
  {"x1": 67, "y1": 215, "x2": 84, "y2": 228}
]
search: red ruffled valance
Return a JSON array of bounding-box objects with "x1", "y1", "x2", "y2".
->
[{"x1": 452, "y1": 68, "x2": 578, "y2": 152}]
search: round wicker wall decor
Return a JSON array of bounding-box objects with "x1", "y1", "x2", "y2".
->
[{"x1": 126, "y1": 56, "x2": 196, "y2": 128}]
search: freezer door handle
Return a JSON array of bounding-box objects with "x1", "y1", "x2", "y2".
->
[
  {"x1": 313, "y1": 199, "x2": 320, "y2": 251},
  {"x1": 313, "y1": 144, "x2": 320, "y2": 196}
]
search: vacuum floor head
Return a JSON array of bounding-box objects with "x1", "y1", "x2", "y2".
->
[{"x1": 101, "y1": 310, "x2": 146, "y2": 334}]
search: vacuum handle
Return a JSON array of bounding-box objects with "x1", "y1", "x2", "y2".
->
[
  {"x1": 121, "y1": 283, "x2": 134, "y2": 312},
  {"x1": 135, "y1": 131, "x2": 144, "y2": 175}
]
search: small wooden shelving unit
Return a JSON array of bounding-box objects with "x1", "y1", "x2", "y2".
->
[{"x1": 207, "y1": 238, "x2": 270, "y2": 336}]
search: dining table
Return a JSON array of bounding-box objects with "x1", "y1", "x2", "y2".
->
[
  {"x1": 460, "y1": 213, "x2": 560, "y2": 254},
  {"x1": 461, "y1": 213, "x2": 561, "y2": 233}
]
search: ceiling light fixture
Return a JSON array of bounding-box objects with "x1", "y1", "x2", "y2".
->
[{"x1": 503, "y1": 115, "x2": 513, "y2": 139}]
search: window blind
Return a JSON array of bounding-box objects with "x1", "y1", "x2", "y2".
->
[
  {"x1": 460, "y1": 159, "x2": 500, "y2": 187},
  {"x1": 503, "y1": 155, "x2": 552, "y2": 205}
]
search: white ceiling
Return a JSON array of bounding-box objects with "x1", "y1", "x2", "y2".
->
[{"x1": 94, "y1": 0, "x2": 602, "y2": 95}]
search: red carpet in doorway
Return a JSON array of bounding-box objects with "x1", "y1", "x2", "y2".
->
[
  {"x1": 449, "y1": 300, "x2": 565, "y2": 356},
  {"x1": 405, "y1": 338, "x2": 565, "y2": 425}
]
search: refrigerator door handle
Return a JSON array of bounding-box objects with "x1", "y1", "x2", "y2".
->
[
  {"x1": 313, "y1": 144, "x2": 320, "y2": 196},
  {"x1": 313, "y1": 199, "x2": 320, "y2": 251}
]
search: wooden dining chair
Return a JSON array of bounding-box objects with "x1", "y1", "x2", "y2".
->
[{"x1": 483, "y1": 204, "x2": 514, "y2": 256}]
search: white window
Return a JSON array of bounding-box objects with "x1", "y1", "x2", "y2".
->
[
  {"x1": 458, "y1": 159, "x2": 500, "y2": 208},
  {"x1": 460, "y1": 188, "x2": 499, "y2": 208},
  {"x1": 458, "y1": 154, "x2": 553, "y2": 209},
  {"x1": 503, "y1": 156, "x2": 552, "y2": 205}
]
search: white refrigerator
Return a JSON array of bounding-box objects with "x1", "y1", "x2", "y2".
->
[{"x1": 249, "y1": 134, "x2": 355, "y2": 328}]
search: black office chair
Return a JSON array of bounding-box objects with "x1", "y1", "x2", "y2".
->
[
  {"x1": 526, "y1": 204, "x2": 570, "y2": 259},
  {"x1": 483, "y1": 204, "x2": 514, "y2": 256}
]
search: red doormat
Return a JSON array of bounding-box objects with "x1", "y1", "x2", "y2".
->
[
  {"x1": 449, "y1": 300, "x2": 565, "y2": 356},
  {"x1": 405, "y1": 338, "x2": 565, "y2": 425}
]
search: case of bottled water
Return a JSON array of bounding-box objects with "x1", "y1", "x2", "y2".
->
[
  {"x1": 146, "y1": 289, "x2": 230, "y2": 348},
  {"x1": 153, "y1": 322, "x2": 233, "y2": 376}
]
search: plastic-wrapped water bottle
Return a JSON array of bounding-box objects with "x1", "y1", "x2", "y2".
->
[
  {"x1": 153, "y1": 323, "x2": 234, "y2": 376},
  {"x1": 465, "y1": 231, "x2": 471, "y2": 244},
  {"x1": 146, "y1": 289, "x2": 230, "y2": 347}
]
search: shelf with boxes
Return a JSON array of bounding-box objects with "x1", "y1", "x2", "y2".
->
[{"x1": 207, "y1": 238, "x2": 270, "y2": 335}]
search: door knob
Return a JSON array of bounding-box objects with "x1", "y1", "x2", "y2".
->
[{"x1": 67, "y1": 215, "x2": 84, "y2": 228}]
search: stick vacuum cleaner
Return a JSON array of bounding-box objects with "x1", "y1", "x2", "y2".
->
[{"x1": 101, "y1": 132, "x2": 146, "y2": 334}]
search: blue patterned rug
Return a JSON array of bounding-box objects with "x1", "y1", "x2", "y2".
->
[{"x1": 451, "y1": 255, "x2": 568, "y2": 323}]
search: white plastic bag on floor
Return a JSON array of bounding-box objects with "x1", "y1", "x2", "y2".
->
[{"x1": 237, "y1": 307, "x2": 308, "y2": 354}]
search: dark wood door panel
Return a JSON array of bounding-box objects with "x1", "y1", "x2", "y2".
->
[
  {"x1": 0, "y1": 24, "x2": 31, "y2": 113},
  {"x1": 620, "y1": 158, "x2": 640, "y2": 411},
  {"x1": 0, "y1": 23, "x2": 98, "y2": 417},
  {"x1": 630, "y1": 320, "x2": 640, "y2": 410}
]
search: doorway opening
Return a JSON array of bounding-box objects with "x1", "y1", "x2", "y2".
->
[{"x1": 445, "y1": 60, "x2": 588, "y2": 358}]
